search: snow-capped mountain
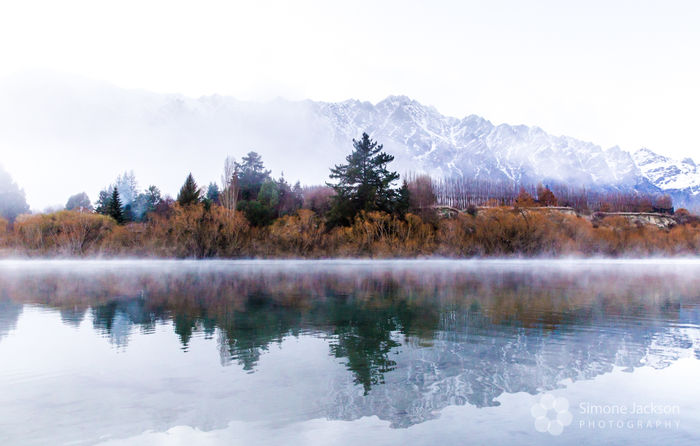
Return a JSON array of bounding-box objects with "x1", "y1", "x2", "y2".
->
[
  {"x1": 313, "y1": 95, "x2": 651, "y2": 188},
  {"x1": 1, "y1": 73, "x2": 698, "y2": 209},
  {"x1": 633, "y1": 148, "x2": 700, "y2": 199}
]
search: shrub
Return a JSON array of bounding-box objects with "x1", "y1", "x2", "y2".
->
[
  {"x1": 0, "y1": 217, "x2": 9, "y2": 248},
  {"x1": 165, "y1": 204, "x2": 250, "y2": 258},
  {"x1": 268, "y1": 209, "x2": 325, "y2": 256},
  {"x1": 13, "y1": 211, "x2": 114, "y2": 255}
]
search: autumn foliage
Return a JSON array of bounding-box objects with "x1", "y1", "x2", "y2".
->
[{"x1": 3, "y1": 202, "x2": 699, "y2": 258}]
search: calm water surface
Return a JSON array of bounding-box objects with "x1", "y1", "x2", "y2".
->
[{"x1": 1, "y1": 259, "x2": 699, "y2": 445}]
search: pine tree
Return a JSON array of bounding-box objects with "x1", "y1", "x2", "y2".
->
[
  {"x1": 235, "y1": 151, "x2": 271, "y2": 201},
  {"x1": 206, "y1": 182, "x2": 220, "y2": 204},
  {"x1": 107, "y1": 186, "x2": 124, "y2": 224},
  {"x1": 327, "y1": 133, "x2": 400, "y2": 225},
  {"x1": 177, "y1": 173, "x2": 202, "y2": 206}
]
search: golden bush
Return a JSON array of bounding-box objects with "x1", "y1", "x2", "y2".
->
[
  {"x1": 268, "y1": 209, "x2": 325, "y2": 257},
  {"x1": 3, "y1": 204, "x2": 699, "y2": 258},
  {"x1": 13, "y1": 211, "x2": 115, "y2": 255}
]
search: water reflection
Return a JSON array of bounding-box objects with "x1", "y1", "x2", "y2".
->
[{"x1": 0, "y1": 260, "x2": 699, "y2": 438}]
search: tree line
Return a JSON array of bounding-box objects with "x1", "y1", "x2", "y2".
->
[{"x1": 1, "y1": 133, "x2": 699, "y2": 258}]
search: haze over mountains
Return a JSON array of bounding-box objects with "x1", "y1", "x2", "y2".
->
[{"x1": 1, "y1": 73, "x2": 698, "y2": 210}]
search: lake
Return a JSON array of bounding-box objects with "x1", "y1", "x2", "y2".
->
[{"x1": 1, "y1": 259, "x2": 699, "y2": 445}]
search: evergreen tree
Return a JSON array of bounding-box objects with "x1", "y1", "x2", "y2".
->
[
  {"x1": 258, "y1": 179, "x2": 280, "y2": 209},
  {"x1": 395, "y1": 180, "x2": 410, "y2": 216},
  {"x1": 94, "y1": 189, "x2": 111, "y2": 215},
  {"x1": 327, "y1": 133, "x2": 401, "y2": 225},
  {"x1": 238, "y1": 179, "x2": 279, "y2": 226},
  {"x1": 177, "y1": 173, "x2": 202, "y2": 206},
  {"x1": 206, "y1": 182, "x2": 220, "y2": 204},
  {"x1": 235, "y1": 152, "x2": 271, "y2": 201},
  {"x1": 107, "y1": 187, "x2": 124, "y2": 224}
]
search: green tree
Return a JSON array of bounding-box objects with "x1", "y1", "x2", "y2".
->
[
  {"x1": 206, "y1": 182, "x2": 220, "y2": 204},
  {"x1": 327, "y1": 133, "x2": 401, "y2": 225},
  {"x1": 107, "y1": 187, "x2": 124, "y2": 224},
  {"x1": 177, "y1": 173, "x2": 202, "y2": 206},
  {"x1": 235, "y1": 152, "x2": 271, "y2": 201},
  {"x1": 237, "y1": 179, "x2": 279, "y2": 226},
  {"x1": 94, "y1": 189, "x2": 111, "y2": 215},
  {"x1": 258, "y1": 180, "x2": 280, "y2": 209}
]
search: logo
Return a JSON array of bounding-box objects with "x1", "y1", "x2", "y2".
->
[{"x1": 530, "y1": 393, "x2": 573, "y2": 436}]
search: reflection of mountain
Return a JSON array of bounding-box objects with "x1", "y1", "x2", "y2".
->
[
  {"x1": 329, "y1": 316, "x2": 700, "y2": 427},
  {"x1": 0, "y1": 261, "x2": 699, "y2": 428}
]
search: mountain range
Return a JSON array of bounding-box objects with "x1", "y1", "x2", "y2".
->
[{"x1": 0, "y1": 73, "x2": 698, "y2": 210}]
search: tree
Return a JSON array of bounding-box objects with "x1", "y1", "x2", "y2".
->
[
  {"x1": 536, "y1": 184, "x2": 558, "y2": 207},
  {"x1": 107, "y1": 187, "x2": 124, "y2": 224},
  {"x1": 0, "y1": 165, "x2": 29, "y2": 222},
  {"x1": 177, "y1": 173, "x2": 202, "y2": 206},
  {"x1": 258, "y1": 179, "x2": 280, "y2": 209},
  {"x1": 235, "y1": 152, "x2": 271, "y2": 201},
  {"x1": 220, "y1": 156, "x2": 240, "y2": 215},
  {"x1": 274, "y1": 176, "x2": 303, "y2": 218},
  {"x1": 131, "y1": 185, "x2": 162, "y2": 221},
  {"x1": 406, "y1": 174, "x2": 436, "y2": 221},
  {"x1": 395, "y1": 180, "x2": 410, "y2": 216},
  {"x1": 327, "y1": 133, "x2": 401, "y2": 226},
  {"x1": 65, "y1": 192, "x2": 92, "y2": 212},
  {"x1": 94, "y1": 189, "x2": 111, "y2": 215},
  {"x1": 514, "y1": 187, "x2": 536, "y2": 208},
  {"x1": 238, "y1": 179, "x2": 279, "y2": 226},
  {"x1": 206, "y1": 183, "x2": 220, "y2": 204},
  {"x1": 114, "y1": 171, "x2": 138, "y2": 205},
  {"x1": 653, "y1": 194, "x2": 673, "y2": 213},
  {"x1": 302, "y1": 185, "x2": 334, "y2": 215}
]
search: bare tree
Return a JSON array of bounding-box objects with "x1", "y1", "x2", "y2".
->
[{"x1": 220, "y1": 156, "x2": 239, "y2": 215}]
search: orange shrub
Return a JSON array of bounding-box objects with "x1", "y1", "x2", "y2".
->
[
  {"x1": 346, "y1": 211, "x2": 434, "y2": 257},
  {"x1": 0, "y1": 217, "x2": 10, "y2": 248},
  {"x1": 13, "y1": 211, "x2": 115, "y2": 255},
  {"x1": 156, "y1": 204, "x2": 251, "y2": 258},
  {"x1": 4, "y1": 205, "x2": 699, "y2": 258},
  {"x1": 268, "y1": 209, "x2": 325, "y2": 257},
  {"x1": 437, "y1": 214, "x2": 477, "y2": 256}
]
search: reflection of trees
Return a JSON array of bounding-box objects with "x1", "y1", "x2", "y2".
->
[
  {"x1": 216, "y1": 294, "x2": 303, "y2": 370},
  {"x1": 59, "y1": 307, "x2": 86, "y2": 327},
  {"x1": 0, "y1": 297, "x2": 22, "y2": 342},
  {"x1": 0, "y1": 262, "x2": 699, "y2": 422},
  {"x1": 328, "y1": 299, "x2": 400, "y2": 394}
]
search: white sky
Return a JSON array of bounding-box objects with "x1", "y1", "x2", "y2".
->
[{"x1": 1, "y1": 0, "x2": 699, "y2": 160}]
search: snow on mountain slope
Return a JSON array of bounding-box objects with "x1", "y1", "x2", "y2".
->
[
  {"x1": 313, "y1": 95, "x2": 647, "y2": 188},
  {"x1": 633, "y1": 148, "x2": 700, "y2": 196}
]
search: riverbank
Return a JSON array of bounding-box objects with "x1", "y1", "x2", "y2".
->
[{"x1": 1, "y1": 206, "x2": 699, "y2": 258}]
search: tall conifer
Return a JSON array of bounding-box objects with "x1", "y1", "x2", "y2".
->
[{"x1": 177, "y1": 173, "x2": 202, "y2": 206}]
